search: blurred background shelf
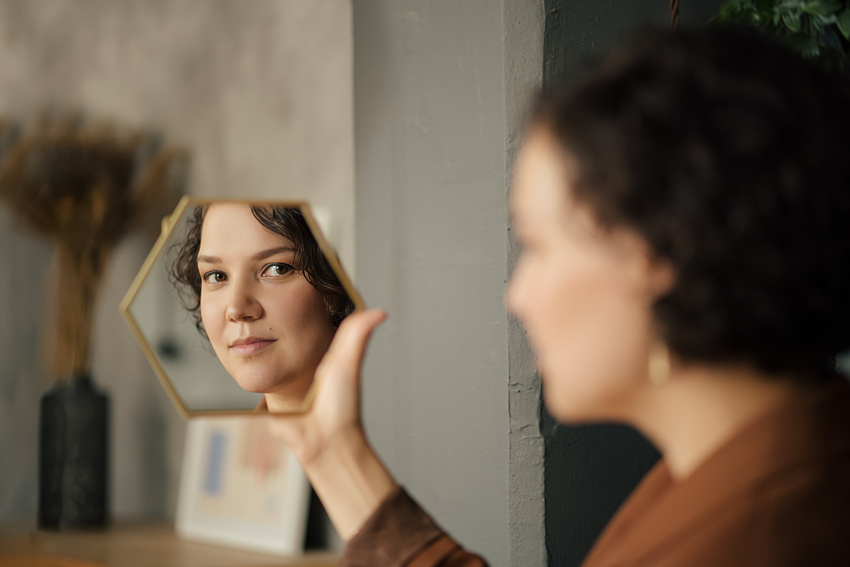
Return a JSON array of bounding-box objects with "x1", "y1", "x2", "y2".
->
[{"x1": 0, "y1": 523, "x2": 338, "y2": 567}]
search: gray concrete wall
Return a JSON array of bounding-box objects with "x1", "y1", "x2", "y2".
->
[
  {"x1": 0, "y1": 0, "x2": 353, "y2": 522},
  {"x1": 353, "y1": 1, "x2": 545, "y2": 564},
  {"x1": 504, "y1": 1, "x2": 547, "y2": 564}
]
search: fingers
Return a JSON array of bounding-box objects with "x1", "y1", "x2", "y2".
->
[
  {"x1": 268, "y1": 309, "x2": 387, "y2": 465},
  {"x1": 321, "y1": 309, "x2": 387, "y2": 378}
]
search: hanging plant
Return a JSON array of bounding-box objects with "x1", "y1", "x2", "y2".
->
[{"x1": 713, "y1": 0, "x2": 850, "y2": 75}]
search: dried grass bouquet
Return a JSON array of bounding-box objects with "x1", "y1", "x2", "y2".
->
[{"x1": 0, "y1": 111, "x2": 187, "y2": 381}]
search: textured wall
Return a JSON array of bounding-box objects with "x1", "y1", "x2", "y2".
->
[
  {"x1": 504, "y1": 1, "x2": 547, "y2": 564},
  {"x1": 353, "y1": 1, "x2": 545, "y2": 564},
  {"x1": 0, "y1": 0, "x2": 352, "y2": 522}
]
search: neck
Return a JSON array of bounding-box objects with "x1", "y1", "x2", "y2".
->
[
  {"x1": 263, "y1": 375, "x2": 314, "y2": 413},
  {"x1": 629, "y1": 364, "x2": 801, "y2": 481}
]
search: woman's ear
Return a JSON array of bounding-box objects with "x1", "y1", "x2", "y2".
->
[
  {"x1": 617, "y1": 229, "x2": 676, "y2": 300},
  {"x1": 647, "y1": 256, "x2": 676, "y2": 299}
]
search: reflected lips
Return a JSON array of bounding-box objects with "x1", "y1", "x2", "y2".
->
[{"x1": 230, "y1": 337, "x2": 276, "y2": 356}]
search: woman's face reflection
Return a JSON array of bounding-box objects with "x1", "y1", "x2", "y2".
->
[{"x1": 197, "y1": 203, "x2": 336, "y2": 399}]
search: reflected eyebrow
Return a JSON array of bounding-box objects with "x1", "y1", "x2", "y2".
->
[
  {"x1": 250, "y1": 246, "x2": 296, "y2": 261},
  {"x1": 197, "y1": 246, "x2": 296, "y2": 265}
]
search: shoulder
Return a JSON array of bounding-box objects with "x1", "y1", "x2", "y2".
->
[
  {"x1": 585, "y1": 379, "x2": 850, "y2": 567},
  {"x1": 745, "y1": 454, "x2": 850, "y2": 565},
  {"x1": 651, "y1": 456, "x2": 850, "y2": 567}
]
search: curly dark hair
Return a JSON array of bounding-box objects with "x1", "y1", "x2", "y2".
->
[
  {"x1": 533, "y1": 27, "x2": 850, "y2": 381},
  {"x1": 170, "y1": 204, "x2": 355, "y2": 336}
]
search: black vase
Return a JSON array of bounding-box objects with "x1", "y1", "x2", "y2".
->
[{"x1": 38, "y1": 374, "x2": 109, "y2": 529}]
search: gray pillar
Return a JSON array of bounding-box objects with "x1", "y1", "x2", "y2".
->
[{"x1": 354, "y1": 1, "x2": 546, "y2": 565}]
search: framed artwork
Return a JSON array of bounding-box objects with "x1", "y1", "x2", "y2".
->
[{"x1": 176, "y1": 416, "x2": 310, "y2": 555}]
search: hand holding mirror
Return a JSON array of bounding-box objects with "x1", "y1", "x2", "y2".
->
[{"x1": 121, "y1": 197, "x2": 362, "y2": 416}]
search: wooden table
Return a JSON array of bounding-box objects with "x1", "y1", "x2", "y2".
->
[{"x1": 0, "y1": 523, "x2": 338, "y2": 567}]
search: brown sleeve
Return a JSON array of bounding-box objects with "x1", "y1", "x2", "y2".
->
[{"x1": 340, "y1": 485, "x2": 488, "y2": 567}]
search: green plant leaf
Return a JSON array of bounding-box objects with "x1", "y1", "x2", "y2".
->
[
  {"x1": 714, "y1": 0, "x2": 850, "y2": 80},
  {"x1": 806, "y1": 14, "x2": 829, "y2": 34},
  {"x1": 718, "y1": 1, "x2": 761, "y2": 23},
  {"x1": 717, "y1": 2, "x2": 744, "y2": 21},
  {"x1": 718, "y1": 1, "x2": 770, "y2": 25},
  {"x1": 782, "y1": 9, "x2": 803, "y2": 31},
  {"x1": 801, "y1": 0, "x2": 844, "y2": 16},
  {"x1": 837, "y1": 8, "x2": 850, "y2": 38}
]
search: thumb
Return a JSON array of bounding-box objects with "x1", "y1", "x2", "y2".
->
[{"x1": 318, "y1": 308, "x2": 387, "y2": 386}]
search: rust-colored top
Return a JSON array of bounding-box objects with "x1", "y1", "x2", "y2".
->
[
  {"x1": 342, "y1": 378, "x2": 850, "y2": 566},
  {"x1": 340, "y1": 485, "x2": 486, "y2": 567}
]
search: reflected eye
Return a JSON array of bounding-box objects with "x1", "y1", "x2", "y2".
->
[
  {"x1": 261, "y1": 263, "x2": 295, "y2": 277},
  {"x1": 202, "y1": 270, "x2": 227, "y2": 284}
]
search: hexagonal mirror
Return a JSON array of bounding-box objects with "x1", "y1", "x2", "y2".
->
[{"x1": 121, "y1": 197, "x2": 362, "y2": 417}]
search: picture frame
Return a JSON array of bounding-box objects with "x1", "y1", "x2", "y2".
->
[{"x1": 176, "y1": 416, "x2": 310, "y2": 555}]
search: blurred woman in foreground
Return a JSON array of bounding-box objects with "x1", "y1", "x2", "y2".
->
[{"x1": 272, "y1": 28, "x2": 850, "y2": 566}]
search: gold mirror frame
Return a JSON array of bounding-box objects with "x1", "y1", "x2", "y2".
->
[{"x1": 120, "y1": 196, "x2": 363, "y2": 418}]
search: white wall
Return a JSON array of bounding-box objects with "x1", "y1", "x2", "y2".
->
[{"x1": 0, "y1": 0, "x2": 353, "y2": 521}]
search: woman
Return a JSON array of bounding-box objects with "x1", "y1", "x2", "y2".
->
[
  {"x1": 171, "y1": 202, "x2": 355, "y2": 412},
  {"x1": 271, "y1": 28, "x2": 850, "y2": 565}
]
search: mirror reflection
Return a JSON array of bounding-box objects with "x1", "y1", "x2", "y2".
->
[{"x1": 122, "y1": 197, "x2": 361, "y2": 416}]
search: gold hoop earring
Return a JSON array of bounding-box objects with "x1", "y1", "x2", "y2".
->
[{"x1": 648, "y1": 340, "x2": 671, "y2": 386}]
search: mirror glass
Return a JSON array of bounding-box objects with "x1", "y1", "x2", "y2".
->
[{"x1": 121, "y1": 197, "x2": 362, "y2": 416}]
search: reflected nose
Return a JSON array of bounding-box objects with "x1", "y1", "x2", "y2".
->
[{"x1": 226, "y1": 282, "x2": 263, "y2": 322}]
